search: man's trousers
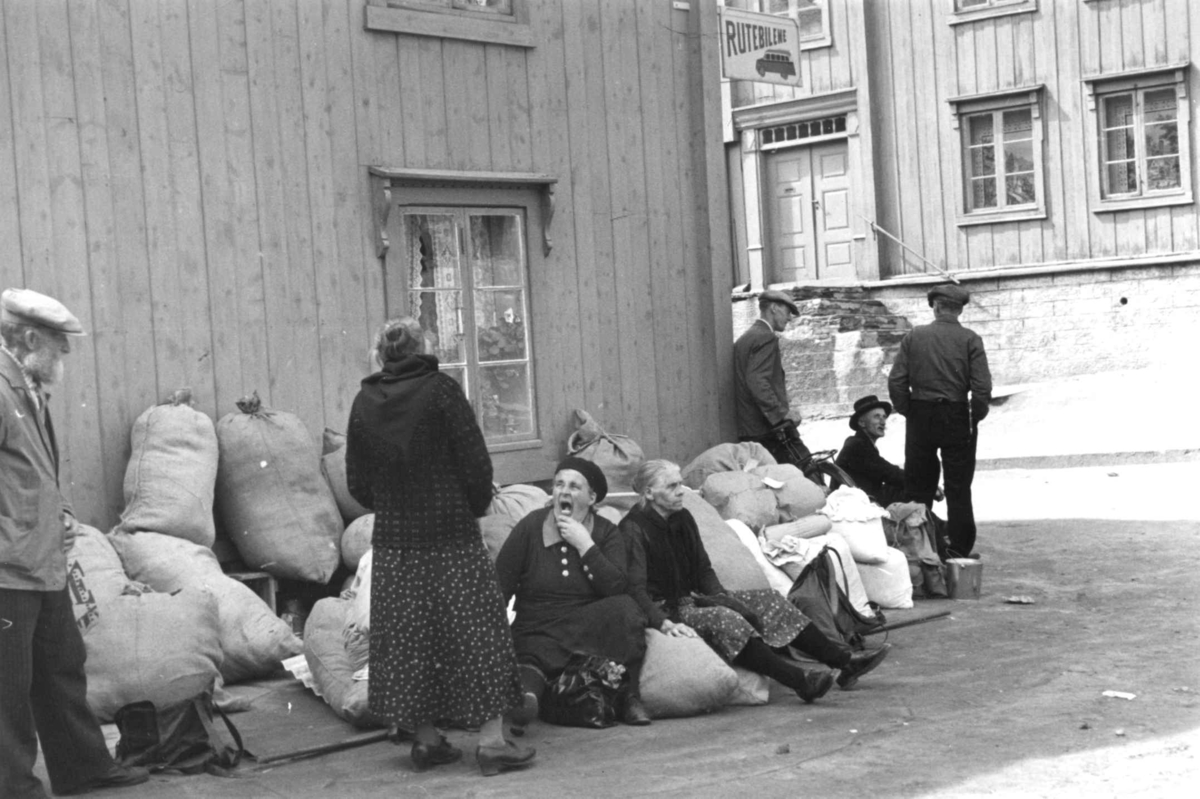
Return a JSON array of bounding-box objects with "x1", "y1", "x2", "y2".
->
[
  {"x1": 0, "y1": 586, "x2": 116, "y2": 798},
  {"x1": 902, "y1": 400, "x2": 979, "y2": 557}
]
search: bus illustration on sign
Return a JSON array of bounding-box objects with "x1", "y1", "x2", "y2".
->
[{"x1": 756, "y1": 49, "x2": 796, "y2": 79}]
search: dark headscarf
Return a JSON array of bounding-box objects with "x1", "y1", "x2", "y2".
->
[
  {"x1": 354, "y1": 353, "x2": 441, "y2": 455},
  {"x1": 555, "y1": 456, "x2": 607, "y2": 503}
]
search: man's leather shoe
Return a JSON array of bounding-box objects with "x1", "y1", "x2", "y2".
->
[
  {"x1": 621, "y1": 693, "x2": 652, "y2": 726},
  {"x1": 837, "y1": 643, "x2": 892, "y2": 690},
  {"x1": 476, "y1": 740, "x2": 536, "y2": 776},
  {"x1": 58, "y1": 765, "x2": 150, "y2": 795},
  {"x1": 794, "y1": 668, "x2": 835, "y2": 704},
  {"x1": 410, "y1": 736, "x2": 462, "y2": 772}
]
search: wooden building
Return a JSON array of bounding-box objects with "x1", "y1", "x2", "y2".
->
[
  {"x1": 726, "y1": 0, "x2": 1200, "y2": 398},
  {"x1": 0, "y1": 0, "x2": 734, "y2": 530}
]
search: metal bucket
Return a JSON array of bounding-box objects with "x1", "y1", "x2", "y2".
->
[{"x1": 945, "y1": 558, "x2": 983, "y2": 600}]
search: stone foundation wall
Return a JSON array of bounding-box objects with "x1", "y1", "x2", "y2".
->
[{"x1": 732, "y1": 261, "x2": 1200, "y2": 421}]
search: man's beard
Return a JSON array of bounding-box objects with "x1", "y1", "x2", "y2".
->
[{"x1": 22, "y1": 348, "x2": 64, "y2": 387}]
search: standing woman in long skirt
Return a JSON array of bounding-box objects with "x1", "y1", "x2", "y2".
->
[{"x1": 345, "y1": 317, "x2": 535, "y2": 776}]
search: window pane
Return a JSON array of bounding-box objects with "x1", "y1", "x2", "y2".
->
[
  {"x1": 1005, "y1": 173, "x2": 1036, "y2": 205},
  {"x1": 969, "y1": 146, "x2": 995, "y2": 178},
  {"x1": 1146, "y1": 156, "x2": 1181, "y2": 190},
  {"x1": 1106, "y1": 161, "x2": 1138, "y2": 194},
  {"x1": 1001, "y1": 108, "x2": 1032, "y2": 140},
  {"x1": 480, "y1": 363, "x2": 534, "y2": 438},
  {"x1": 469, "y1": 214, "x2": 524, "y2": 287},
  {"x1": 1104, "y1": 127, "x2": 1136, "y2": 163},
  {"x1": 968, "y1": 113, "x2": 994, "y2": 147},
  {"x1": 1145, "y1": 121, "x2": 1179, "y2": 157},
  {"x1": 1004, "y1": 138, "x2": 1034, "y2": 175},
  {"x1": 441, "y1": 366, "x2": 466, "y2": 392},
  {"x1": 451, "y1": 0, "x2": 512, "y2": 13},
  {"x1": 958, "y1": 0, "x2": 989, "y2": 7},
  {"x1": 1143, "y1": 88, "x2": 1177, "y2": 123},
  {"x1": 1103, "y1": 94, "x2": 1134, "y2": 130},
  {"x1": 410, "y1": 290, "x2": 467, "y2": 366},
  {"x1": 475, "y1": 290, "x2": 528, "y2": 362},
  {"x1": 404, "y1": 214, "x2": 460, "y2": 289},
  {"x1": 971, "y1": 177, "x2": 997, "y2": 209},
  {"x1": 797, "y1": 3, "x2": 823, "y2": 39}
]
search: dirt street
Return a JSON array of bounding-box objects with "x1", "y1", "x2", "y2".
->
[{"x1": 44, "y1": 463, "x2": 1199, "y2": 799}]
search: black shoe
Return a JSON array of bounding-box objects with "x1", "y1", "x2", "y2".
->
[
  {"x1": 793, "y1": 668, "x2": 835, "y2": 704},
  {"x1": 476, "y1": 741, "x2": 536, "y2": 777},
  {"x1": 58, "y1": 765, "x2": 150, "y2": 795},
  {"x1": 411, "y1": 735, "x2": 463, "y2": 772},
  {"x1": 620, "y1": 693, "x2": 652, "y2": 726},
  {"x1": 837, "y1": 643, "x2": 892, "y2": 690}
]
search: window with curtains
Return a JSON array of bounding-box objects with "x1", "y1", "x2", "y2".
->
[
  {"x1": 950, "y1": 86, "x2": 1045, "y2": 224},
  {"x1": 399, "y1": 208, "x2": 536, "y2": 444},
  {"x1": 763, "y1": 0, "x2": 831, "y2": 50}
]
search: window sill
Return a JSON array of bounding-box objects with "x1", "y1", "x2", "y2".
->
[
  {"x1": 956, "y1": 208, "x2": 1046, "y2": 227},
  {"x1": 488, "y1": 438, "x2": 543, "y2": 454},
  {"x1": 365, "y1": 4, "x2": 534, "y2": 48},
  {"x1": 948, "y1": 3, "x2": 1037, "y2": 26},
  {"x1": 1091, "y1": 193, "x2": 1194, "y2": 213}
]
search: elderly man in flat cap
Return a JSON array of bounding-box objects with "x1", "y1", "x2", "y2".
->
[
  {"x1": 887, "y1": 284, "x2": 992, "y2": 559},
  {"x1": 0, "y1": 289, "x2": 149, "y2": 797},
  {"x1": 733, "y1": 290, "x2": 822, "y2": 485}
]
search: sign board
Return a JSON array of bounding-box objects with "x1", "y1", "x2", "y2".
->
[{"x1": 718, "y1": 7, "x2": 801, "y2": 87}]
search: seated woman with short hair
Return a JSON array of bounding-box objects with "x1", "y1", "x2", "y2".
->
[{"x1": 495, "y1": 457, "x2": 651, "y2": 728}]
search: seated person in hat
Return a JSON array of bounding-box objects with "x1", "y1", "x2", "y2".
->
[
  {"x1": 835, "y1": 395, "x2": 910, "y2": 508},
  {"x1": 495, "y1": 457, "x2": 651, "y2": 729}
]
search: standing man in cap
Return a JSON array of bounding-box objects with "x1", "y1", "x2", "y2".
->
[
  {"x1": 733, "y1": 290, "x2": 821, "y2": 482},
  {"x1": 888, "y1": 284, "x2": 992, "y2": 559},
  {"x1": 0, "y1": 288, "x2": 149, "y2": 797}
]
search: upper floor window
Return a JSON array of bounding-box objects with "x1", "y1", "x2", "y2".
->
[
  {"x1": 950, "y1": 0, "x2": 1037, "y2": 25},
  {"x1": 1084, "y1": 65, "x2": 1192, "y2": 212},
  {"x1": 764, "y1": 0, "x2": 831, "y2": 50},
  {"x1": 388, "y1": 0, "x2": 513, "y2": 18},
  {"x1": 366, "y1": 0, "x2": 533, "y2": 48}
]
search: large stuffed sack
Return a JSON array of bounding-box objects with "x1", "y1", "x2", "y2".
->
[
  {"x1": 115, "y1": 390, "x2": 218, "y2": 547},
  {"x1": 304, "y1": 598, "x2": 385, "y2": 728},
  {"x1": 684, "y1": 491, "x2": 770, "y2": 592},
  {"x1": 751, "y1": 464, "x2": 826, "y2": 521},
  {"x1": 856, "y1": 547, "x2": 913, "y2": 609},
  {"x1": 724, "y1": 519, "x2": 794, "y2": 596},
  {"x1": 700, "y1": 471, "x2": 778, "y2": 530},
  {"x1": 479, "y1": 515, "x2": 516, "y2": 562},
  {"x1": 341, "y1": 514, "x2": 374, "y2": 570},
  {"x1": 67, "y1": 525, "x2": 128, "y2": 611},
  {"x1": 321, "y1": 429, "x2": 370, "y2": 523},
  {"x1": 80, "y1": 585, "x2": 223, "y2": 723},
  {"x1": 487, "y1": 483, "x2": 548, "y2": 520},
  {"x1": 215, "y1": 392, "x2": 342, "y2": 583},
  {"x1": 639, "y1": 629, "x2": 737, "y2": 718},
  {"x1": 681, "y1": 442, "x2": 776, "y2": 490},
  {"x1": 763, "y1": 515, "x2": 833, "y2": 543},
  {"x1": 566, "y1": 409, "x2": 644, "y2": 492},
  {"x1": 111, "y1": 531, "x2": 301, "y2": 683},
  {"x1": 342, "y1": 549, "x2": 373, "y2": 670},
  {"x1": 727, "y1": 667, "x2": 771, "y2": 706},
  {"x1": 820, "y1": 486, "x2": 890, "y2": 565}
]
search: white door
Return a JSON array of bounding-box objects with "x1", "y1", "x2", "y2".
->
[{"x1": 767, "y1": 140, "x2": 855, "y2": 283}]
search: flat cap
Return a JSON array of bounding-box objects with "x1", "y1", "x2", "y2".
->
[
  {"x1": 759, "y1": 289, "x2": 800, "y2": 316},
  {"x1": 926, "y1": 283, "x2": 970, "y2": 307},
  {"x1": 1, "y1": 288, "x2": 87, "y2": 335}
]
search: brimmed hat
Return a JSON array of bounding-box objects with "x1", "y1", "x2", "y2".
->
[
  {"x1": 759, "y1": 289, "x2": 800, "y2": 317},
  {"x1": 849, "y1": 394, "x2": 893, "y2": 429},
  {"x1": 555, "y1": 456, "x2": 608, "y2": 503},
  {"x1": 927, "y1": 284, "x2": 970, "y2": 307},
  {"x1": 1, "y1": 288, "x2": 86, "y2": 335}
]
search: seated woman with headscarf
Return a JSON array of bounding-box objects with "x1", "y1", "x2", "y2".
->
[
  {"x1": 620, "y1": 460, "x2": 891, "y2": 702},
  {"x1": 495, "y1": 457, "x2": 651, "y2": 728}
]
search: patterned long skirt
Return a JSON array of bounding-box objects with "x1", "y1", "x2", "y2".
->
[
  {"x1": 678, "y1": 588, "x2": 810, "y2": 662},
  {"x1": 369, "y1": 540, "x2": 522, "y2": 729}
]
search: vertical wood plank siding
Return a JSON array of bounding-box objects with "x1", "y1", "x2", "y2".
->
[
  {"x1": 866, "y1": 0, "x2": 1198, "y2": 276},
  {"x1": 0, "y1": 0, "x2": 733, "y2": 529}
]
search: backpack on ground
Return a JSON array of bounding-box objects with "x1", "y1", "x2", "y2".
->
[
  {"x1": 114, "y1": 687, "x2": 247, "y2": 776},
  {"x1": 786, "y1": 545, "x2": 885, "y2": 650}
]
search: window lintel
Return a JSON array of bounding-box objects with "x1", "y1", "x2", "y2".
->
[
  {"x1": 365, "y1": 2, "x2": 534, "y2": 48},
  {"x1": 948, "y1": 84, "x2": 1043, "y2": 129},
  {"x1": 1083, "y1": 63, "x2": 1190, "y2": 110}
]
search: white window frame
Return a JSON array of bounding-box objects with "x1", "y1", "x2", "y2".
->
[
  {"x1": 948, "y1": 85, "x2": 1046, "y2": 226},
  {"x1": 949, "y1": 0, "x2": 1037, "y2": 26},
  {"x1": 1083, "y1": 64, "x2": 1193, "y2": 213},
  {"x1": 762, "y1": 0, "x2": 832, "y2": 52}
]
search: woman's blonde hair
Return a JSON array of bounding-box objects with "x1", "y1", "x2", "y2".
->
[
  {"x1": 373, "y1": 317, "x2": 424, "y2": 365},
  {"x1": 632, "y1": 459, "x2": 680, "y2": 500}
]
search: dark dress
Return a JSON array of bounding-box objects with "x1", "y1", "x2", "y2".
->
[
  {"x1": 836, "y1": 429, "x2": 907, "y2": 507},
  {"x1": 495, "y1": 507, "x2": 646, "y2": 678},
  {"x1": 345, "y1": 354, "x2": 521, "y2": 729},
  {"x1": 620, "y1": 505, "x2": 809, "y2": 662}
]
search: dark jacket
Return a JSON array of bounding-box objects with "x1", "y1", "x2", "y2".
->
[
  {"x1": 0, "y1": 352, "x2": 72, "y2": 591},
  {"x1": 836, "y1": 430, "x2": 906, "y2": 507},
  {"x1": 734, "y1": 319, "x2": 790, "y2": 438},
  {"x1": 620, "y1": 504, "x2": 723, "y2": 630},
  {"x1": 888, "y1": 317, "x2": 992, "y2": 419}
]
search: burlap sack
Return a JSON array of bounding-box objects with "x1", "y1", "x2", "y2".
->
[
  {"x1": 111, "y1": 531, "x2": 301, "y2": 683},
  {"x1": 683, "y1": 491, "x2": 771, "y2": 592},
  {"x1": 341, "y1": 514, "x2": 374, "y2": 570},
  {"x1": 67, "y1": 525, "x2": 128, "y2": 614},
  {"x1": 681, "y1": 442, "x2": 776, "y2": 490},
  {"x1": 487, "y1": 483, "x2": 549, "y2": 520},
  {"x1": 639, "y1": 629, "x2": 737, "y2": 718},
  {"x1": 215, "y1": 392, "x2": 342, "y2": 583},
  {"x1": 342, "y1": 549, "x2": 373, "y2": 670},
  {"x1": 321, "y1": 429, "x2": 371, "y2": 523},
  {"x1": 566, "y1": 409, "x2": 644, "y2": 492},
  {"x1": 116, "y1": 389, "x2": 218, "y2": 547},
  {"x1": 751, "y1": 464, "x2": 826, "y2": 521},
  {"x1": 700, "y1": 471, "x2": 778, "y2": 530},
  {"x1": 857, "y1": 547, "x2": 914, "y2": 609},
  {"x1": 304, "y1": 598, "x2": 385, "y2": 728},
  {"x1": 479, "y1": 514, "x2": 517, "y2": 562}
]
